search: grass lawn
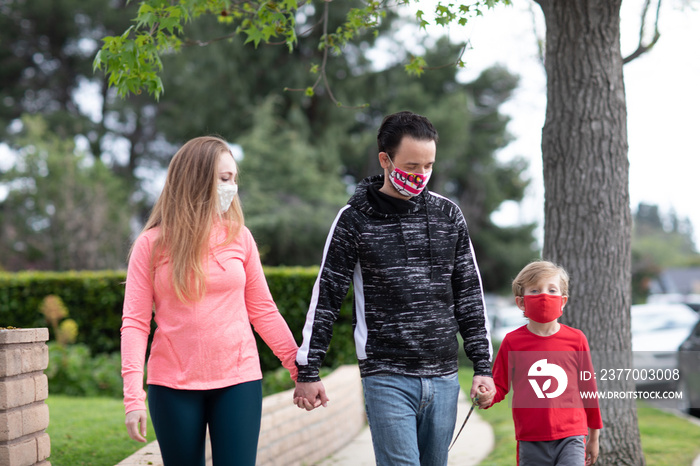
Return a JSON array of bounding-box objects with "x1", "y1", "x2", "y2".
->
[
  {"x1": 459, "y1": 367, "x2": 700, "y2": 465},
  {"x1": 45, "y1": 370, "x2": 299, "y2": 466},
  {"x1": 46, "y1": 395, "x2": 156, "y2": 466},
  {"x1": 44, "y1": 368, "x2": 298, "y2": 466},
  {"x1": 637, "y1": 401, "x2": 700, "y2": 465}
]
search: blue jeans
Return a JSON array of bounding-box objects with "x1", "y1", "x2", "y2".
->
[{"x1": 362, "y1": 373, "x2": 461, "y2": 466}]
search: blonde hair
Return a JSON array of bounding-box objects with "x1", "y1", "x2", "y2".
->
[
  {"x1": 136, "y1": 136, "x2": 244, "y2": 303},
  {"x1": 512, "y1": 260, "x2": 570, "y2": 297}
]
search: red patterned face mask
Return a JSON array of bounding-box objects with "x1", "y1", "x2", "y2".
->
[
  {"x1": 523, "y1": 294, "x2": 563, "y2": 323},
  {"x1": 388, "y1": 158, "x2": 432, "y2": 197}
]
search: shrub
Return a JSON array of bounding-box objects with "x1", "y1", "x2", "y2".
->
[
  {"x1": 46, "y1": 342, "x2": 122, "y2": 397},
  {"x1": 0, "y1": 271, "x2": 126, "y2": 354},
  {"x1": 46, "y1": 347, "x2": 304, "y2": 399},
  {"x1": 260, "y1": 267, "x2": 356, "y2": 371},
  {"x1": 0, "y1": 267, "x2": 357, "y2": 374}
]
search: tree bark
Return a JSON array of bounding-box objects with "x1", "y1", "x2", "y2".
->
[{"x1": 533, "y1": 1, "x2": 643, "y2": 464}]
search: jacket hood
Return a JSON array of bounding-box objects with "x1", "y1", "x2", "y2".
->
[
  {"x1": 348, "y1": 175, "x2": 437, "y2": 281},
  {"x1": 348, "y1": 175, "x2": 426, "y2": 218}
]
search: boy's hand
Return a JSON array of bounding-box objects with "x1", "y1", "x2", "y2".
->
[{"x1": 586, "y1": 428, "x2": 600, "y2": 465}]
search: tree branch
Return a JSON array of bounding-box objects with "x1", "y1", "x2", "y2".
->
[
  {"x1": 285, "y1": 0, "x2": 368, "y2": 109},
  {"x1": 424, "y1": 41, "x2": 472, "y2": 71},
  {"x1": 623, "y1": 0, "x2": 662, "y2": 64}
]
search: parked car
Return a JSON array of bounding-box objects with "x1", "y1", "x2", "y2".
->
[
  {"x1": 489, "y1": 305, "x2": 528, "y2": 342},
  {"x1": 631, "y1": 303, "x2": 699, "y2": 388},
  {"x1": 678, "y1": 319, "x2": 700, "y2": 417}
]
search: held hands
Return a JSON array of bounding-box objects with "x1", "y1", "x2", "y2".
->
[
  {"x1": 293, "y1": 376, "x2": 493, "y2": 411},
  {"x1": 293, "y1": 381, "x2": 329, "y2": 411},
  {"x1": 470, "y1": 375, "x2": 496, "y2": 409},
  {"x1": 125, "y1": 409, "x2": 148, "y2": 443}
]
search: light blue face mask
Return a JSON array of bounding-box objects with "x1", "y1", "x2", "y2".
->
[{"x1": 217, "y1": 183, "x2": 238, "y2": 213}]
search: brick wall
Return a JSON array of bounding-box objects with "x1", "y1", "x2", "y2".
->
[
  {"x1": 257, "y1": 365, "x2": 365, "y2": 465},
  {"x1": 117, "y1": 365, "x2": 366, "y2": 466},
  {"x1": 0, "y1": 328, "x2": 51, "y2": 466}
]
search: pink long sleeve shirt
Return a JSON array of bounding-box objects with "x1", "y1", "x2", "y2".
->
[{"x1": 121, "y1": 223, "x2": 298, "y2": 413}]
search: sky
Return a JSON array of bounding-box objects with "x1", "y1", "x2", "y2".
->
[{"x1": 389, "y1": 0, "x2": 700, "y2": 248}]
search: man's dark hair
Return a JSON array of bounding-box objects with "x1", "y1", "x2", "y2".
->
[{"x1": 377, "y1": 111, "x2": 439, "y2": 158}]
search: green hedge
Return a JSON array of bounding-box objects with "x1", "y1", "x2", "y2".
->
[
  {"x1": 0, "y1": 271, "x2": 126, "y2": 354},
  {"x1": 259, "y1": 267, "x2": 357, "y2": 370},
  {"x1": 0, "y1": 268, "x2": 356, "y2": 373}
]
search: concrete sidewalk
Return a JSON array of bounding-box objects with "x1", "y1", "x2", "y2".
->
[{"x1": 317, "y1": 390, "x2": 494, "y2": 465}]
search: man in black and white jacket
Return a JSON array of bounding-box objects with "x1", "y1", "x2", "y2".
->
[{"x1": 294, "y1": 111, "x2": 495, "y2": 465}]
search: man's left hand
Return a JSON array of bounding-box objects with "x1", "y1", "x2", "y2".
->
[{"x1": 470, "y1": 375, "x2": 495, "y2": 409}]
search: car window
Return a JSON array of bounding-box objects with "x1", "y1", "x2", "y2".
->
[{"x1": 631, "y1": 306, "x2": 699, "y2": 335}]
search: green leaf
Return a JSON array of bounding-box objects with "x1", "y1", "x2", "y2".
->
[
  {"x1": 92, "y1": 50, "x2": 104, "y2": 72},
  {"x1": 404, "y1": 56, "x2": 427, "y2": 77},
  {"x1": 243, "y1": 25, "x2": 266, "y2": 48}
]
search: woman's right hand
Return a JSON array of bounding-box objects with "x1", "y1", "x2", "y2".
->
[{"x1": 125, "y1": 409, "x2": 149, "y2": 442}]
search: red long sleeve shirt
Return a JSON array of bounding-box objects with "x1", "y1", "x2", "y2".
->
[{"x1": 488, "y1": 324, "x2": 603, "y2": 441}]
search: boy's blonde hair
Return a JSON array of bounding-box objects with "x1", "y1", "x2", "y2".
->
[{"x1": 512, "y1": 260, "x2": 570, "y2": 297}]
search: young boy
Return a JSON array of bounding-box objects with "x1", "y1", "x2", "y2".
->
[{"x1": 487, "y1": 260, "x2": 603, "y2": 466}]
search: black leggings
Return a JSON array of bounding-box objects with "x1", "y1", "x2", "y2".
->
[{"x1": 148, "y1": 381, "x2": 262, "y2": 466}]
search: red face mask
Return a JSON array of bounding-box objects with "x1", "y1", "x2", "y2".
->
[{"x1": 523, "y1": 294, "x2": 563, "y2": 323}]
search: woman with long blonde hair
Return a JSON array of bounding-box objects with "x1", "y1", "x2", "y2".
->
[{"x1": 121, "y1": 136, "x2": 299, "y2": 465}]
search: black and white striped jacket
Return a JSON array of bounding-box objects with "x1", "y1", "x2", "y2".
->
[{"x1": 296, "y1": 175, "x2": 492, "y2": 382}]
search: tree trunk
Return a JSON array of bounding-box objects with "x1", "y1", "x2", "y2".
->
[{"x1": 533, "y1": 1, "x2": 643, "y2": 464}]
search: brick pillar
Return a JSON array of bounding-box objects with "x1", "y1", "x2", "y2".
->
[{"x1": 0, "y1": 328, "x2": 51, "y2": 466}]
